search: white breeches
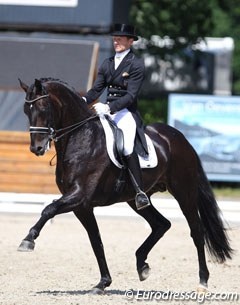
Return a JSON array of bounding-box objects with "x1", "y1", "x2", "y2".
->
[{"x1": 109, "y1": 108, "x2": 136, "y2": 156}]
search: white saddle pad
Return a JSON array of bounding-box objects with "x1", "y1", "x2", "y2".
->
[{"x1": 100, "y1": 116, "x2": 158, "y2": 169}]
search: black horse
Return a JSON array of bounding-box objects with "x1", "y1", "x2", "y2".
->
[{"x1": 18, "y1": 78, "x2": 233, "y2": 294}]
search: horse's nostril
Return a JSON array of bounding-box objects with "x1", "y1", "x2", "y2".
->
[
  {"x1": 37, "y1": 146, "x2": 43, "y2": 152},
  {"x1": 30, "y1": 145, "x2": 44, "y2": 156}
]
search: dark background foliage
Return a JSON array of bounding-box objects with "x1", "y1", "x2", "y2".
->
[{"x1": 129, "y1": 0, "x2": 240, "y2": 123}]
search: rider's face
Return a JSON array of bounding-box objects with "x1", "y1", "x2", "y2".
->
[{"x1": 112, "y1": 36, "x2": 134, "y2": 53}]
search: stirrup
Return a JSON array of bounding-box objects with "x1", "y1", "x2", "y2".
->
[{"x1": 135, "y1": 191, "x2": 151, "y2": 210}]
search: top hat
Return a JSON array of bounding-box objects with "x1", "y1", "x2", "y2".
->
[{"x1": 111, "y1": 23, "x2": 139, "y2": 41}]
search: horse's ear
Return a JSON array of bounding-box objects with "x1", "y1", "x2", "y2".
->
[
  {"x1": 18, "y1": 78, "x2": 29, "y2": 92},
  {"x1": 34, "y1": 78, "x2": 42, "y2": 94}
]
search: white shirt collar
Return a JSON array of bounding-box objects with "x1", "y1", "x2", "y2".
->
[{"x1": 115, "y1": 49, "x2": 130, "y2": 60}]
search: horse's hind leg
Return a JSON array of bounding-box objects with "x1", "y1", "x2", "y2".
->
[
  {"x1": 127, "y1": 198, "x2": 171, "y2": 281},
  {"x1": 170, "y1": 188, "x2": 209, "y2": 290},
  {"x1": 181, "y1": 202, "x2": 209, "y2": 290}
]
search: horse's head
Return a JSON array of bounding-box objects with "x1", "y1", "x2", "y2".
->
[
  {"x1": 19, "y1": 77, "x2": 95, "y2": 156},
  {"x1": 19, "y1": 78, "x2": 56, "y2": 156}
]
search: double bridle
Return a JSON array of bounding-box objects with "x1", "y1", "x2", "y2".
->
[{"x1": 25, "y1": 93, "x2": 97, "y2": 142}]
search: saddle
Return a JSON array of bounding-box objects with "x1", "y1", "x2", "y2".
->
[
  {"x1": 105, "y1": 116, "x2": 126, "y2": 166},
  {"x1": 100, "y1": 115, "x2": 158, "y2": 169}
]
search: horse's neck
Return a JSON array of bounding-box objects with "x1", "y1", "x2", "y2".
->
[
  {"x1": 47, "y1": 83, "x2": 91, "y2": 126},
  {"x1": 54, "y1": 117, "x2": 103, "y2": 175},
  {"x1": 59, "y1": 95, "x2": 92, "y2": 127},
  {"x1": 54, "y1": 91, "x2": 97, "y2": 149}
]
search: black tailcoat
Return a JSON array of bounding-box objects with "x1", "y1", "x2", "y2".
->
[{"x1": 85, "y1": 49, "x2": 148, "y2": 157}]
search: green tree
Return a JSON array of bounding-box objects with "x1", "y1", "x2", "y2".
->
[
  {"x1": 130, "y1": 0, "x2": 239, "y2": 123},
  {"x1": 130, "y1": 0, "x2": 214, "y2": 51},
  {"x1": 210, "y1": 0, "x2": 240, "y2": 94}
]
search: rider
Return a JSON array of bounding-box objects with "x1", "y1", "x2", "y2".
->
[{"x1": 83, "y1": 23, "x2": 150, "y2": 210}]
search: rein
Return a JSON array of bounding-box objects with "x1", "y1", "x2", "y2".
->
[
  {"x1": 29, "y1": 115, "x2": 98, "y2": 142},
  {"x1": 26, "y1": 93, "x2": 98, "y2": 142},
  {"x1": 51, "y1": 115, "x2": 98, "y2": 142}
]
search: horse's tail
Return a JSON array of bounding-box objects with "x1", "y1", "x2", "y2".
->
[{"x1": 197, "y1": 156, "x2": 234, "y2": 263}]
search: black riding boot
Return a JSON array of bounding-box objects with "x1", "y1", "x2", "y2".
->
[{"x1": 125, "y1": 152, "x2": 151, "y2": 210}]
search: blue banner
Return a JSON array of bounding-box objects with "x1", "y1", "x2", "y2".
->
[{"x1": 168, "y1": 94, "x2": 240, "y2": 181}]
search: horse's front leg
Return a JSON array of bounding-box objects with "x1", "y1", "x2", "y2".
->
[
  {"x1": 73, "y1": 208, "x2": 112, "y2": 294},
  {"x1": 17, "y1": 199, "x2": 60, "y2": 251},
  {"x1": 18, "y1": 191, "x2": 81, "y2": 252}
]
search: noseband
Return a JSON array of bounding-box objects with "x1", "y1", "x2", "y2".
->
[{"x1": 25, "y1": 93, "x2": 97, "y2": 142}]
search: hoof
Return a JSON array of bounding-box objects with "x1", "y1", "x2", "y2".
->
[
  {"x1": 17, "y1": 240, "x2": 35, "y2": 252},
  {"x1": 197, "y1": 284, "x2": 208, "y2": 293},
  {"x1": 90, "y1": 287, "x2": 105, "y2": 295},
  {"x1": 138, "y1": 263, "x2": 151, "y2": 281}
]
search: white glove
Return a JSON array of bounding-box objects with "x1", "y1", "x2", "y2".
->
[{"x1": 93, "y1": 103, "x2": 110, "y2": 117}]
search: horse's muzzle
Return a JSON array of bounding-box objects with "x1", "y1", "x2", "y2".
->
[{"x1": 30, "y1": 141, "x2": 50, "y2": 156}]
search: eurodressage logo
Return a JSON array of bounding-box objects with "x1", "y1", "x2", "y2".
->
[{"x1": 124, "y1": 289, "x2": 239, "y2": 303}]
